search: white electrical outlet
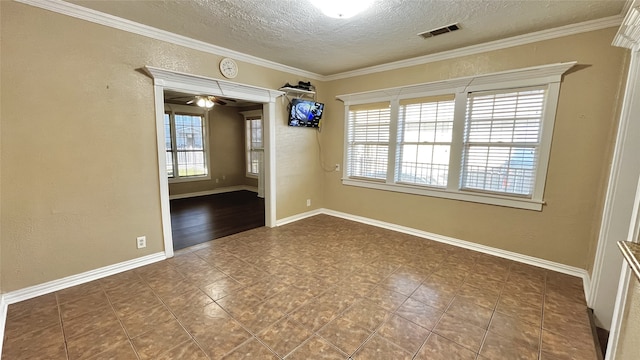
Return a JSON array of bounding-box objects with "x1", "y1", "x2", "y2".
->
[
  {"x1": 215, "y1": 178, "x2": 219, "y2": 183},
  {"x1": 306, "y1": 199, "x2": 311, "y2": 207},
  {"x1": 222, "y1": 175, "x2": 226, "y2": 180},
  {"x1": 335, "y1": 164, "x2": 341, "y2": 172},
  {"x1": 136, "y1": 236, "x2": 146, "y2": 249}
]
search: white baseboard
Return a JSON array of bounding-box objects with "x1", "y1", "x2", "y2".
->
[
  {"x1": 275, "y1": 209, "x2": 324, "y2": 226},
  {"x1": 2, "y1": 252, "x2": 166, "y2": 306},
  {"x1": 169, "y1": 185, "x2": 258, "y2": 200},
  {"x1": 313, "y1": 208, "x2": 590, "y2": 286},
  {"x1": 0, "y1": 295, "x2": 7, "y2": 359}
]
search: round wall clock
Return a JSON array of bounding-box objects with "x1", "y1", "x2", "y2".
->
[{"x1": 219, "y1": 58, "x2": 238, "y2": 79}]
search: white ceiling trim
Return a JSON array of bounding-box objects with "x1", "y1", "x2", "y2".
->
[
  {"x1": 325, "y1": 16, "x2": 622, "y2": 81},
  {"x1": 614, "y1": 0, "x2": 640, "y2": 49},
  {"x1": 143, "y1": 66, "x2": 284, "y2": 103},
  {"x1": 18, "y1": 0, "x2": 622, "y2": 82},
  {"x1": 15, "y1": 0, "x2": 323, "y2": 80}
]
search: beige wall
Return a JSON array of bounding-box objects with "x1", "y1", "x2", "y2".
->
[
  {"x1": 168, "y1": 105, "x2": 250, "y2": 196},
  {"x1": 616, "y1": 276, "x2": 640, "y2": 360},
  {"x1": 0, "y1": 1, "x2": 323, "y2": 292},
  {"x1": 321, "y1": 28, "x2": 628, "y2": 269},
  {"x1": 0, "y1": 1, "x2": 628, "y2": 293}
]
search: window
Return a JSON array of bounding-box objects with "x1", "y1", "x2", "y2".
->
[
  {"x1": 346, "y1": 102, "x2": 391, "y2": 181},
  {"x1": 246, "y1": 117, "x2": 263, "y2": 177},
  {"x1": 397, "y1": 95, "x2": 455, "y2": 187},
  {"x1": 461, "y1": 87, "x2": 545, "y2": 196},
  {"x1": 164, "y1": 107, "x2": 209, "y2": 182},
  {"x1": 339, "y1": 62, "x2": 574, "y2": 210}
]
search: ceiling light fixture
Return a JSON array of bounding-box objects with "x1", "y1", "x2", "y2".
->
[
  {"x1": 195, "y1": 96, "x2": 215, "y2": 109},
  {"x1": 309, "y1": 0, "x2": 374, "y2": 19}
]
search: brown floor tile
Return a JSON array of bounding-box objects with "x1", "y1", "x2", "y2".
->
[
  {"x1": 376, "y1": 314, "x2": 430, "y2": 354},
  {"x1": 541, "y1": 329, "x2": 598, "y2": 360},
  {"x1": 2, "y1": 323, "x2": 67, "y2": 360},
  {"x1": 415, "y1": 333, "x2": 477, "y2": 360},
  {"x1": 454, "y1": 282, "x2": 501, "y2": 309},
  {"x1": 445, "y1": 297, "x2": 494, "y2": 329},
  {"x1": 86, "y1": 340, "x2": 139, "y2": 360},
  {"x1": 233, "y1": 299, "x2": 286, "y2": 334},
  {"x1": 258, "y1": 319, "x2": 313, "y2": 358},
  {"x1": 66, "y1": 321, "x2": 129, "y2": 360},
  {"x1": 410, "y1": 281, "x2": 456, "y2": 311},
  {"x1": 59, "y1": 290, "x2": 111, "y2": 321},
  {"x1": 6, "y1": 293, "x2": 57, "y2": 320},
  {"x1": 352, "y1": 334, "x2": 413, "y2": 360},
  {"x1": 318, "y1": 315, "x2": 372, "y2": 355},
  {"x1": 120, "y1": 304, "x2": 176, "y2": 338},
  {"x1": 365, "y1": 286, "x2": 408, "y2": 312},
  {"x1": 56, "y1": 281, "x2": 104, "y2": 304},
  {"x1": 395, "y1": 297, "x2": 443, "y2": 330},
  {"x1": 156, "y1": 339, "x2": 209, "y2": 360},
  {"x1": 495, "y1": 292, "x2": 543, "y2": 326},
  {"x1": 340, "y1": 298, "x2": 390, "y2": 332},
  {"x1": 433, "y1": 313, "x2": 487, "y2": 353},
  {"x1": 110, "y1": 286, "x2": 164, "y2": 318},
  {"x1": 130, "y1": 318, "x2": 191, "y2": 359},
  {"x1": 2, "y1": 216, "x2": 597, "y2": 360},
  {"x1": 287, "y1": 335, "x2": 349, "y2": 359},
  {"x1": 222, "y1": 338, "x2": 278, "y2": 359},
  {"x1": 480, "y1": 330, "x2": 539, "y2": 360},
  {"x1": 4, "y1": 304, "x2": 61, "y2": 340},
  {"x1": 62, "y1": 305, "x2": 120, "y2": 340}
]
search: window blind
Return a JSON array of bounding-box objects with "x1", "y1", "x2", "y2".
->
[
  {"x1": 397, "y1": 95, "x2": 455, "y2": 187},
  {"x1": 347, "y1": 102, "x2": 391, "y2": 180},
  {"x1": 461, "y1": 86, "x2": 545, "y2": 196}
]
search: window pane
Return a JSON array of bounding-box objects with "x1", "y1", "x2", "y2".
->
[
  {"x1": 175, "y1": 114, "x2": 204, "y2": 151},
  {"x1": 176, "y1": 150, "x2": 207, "y2": 177},
  {"x1": 164, "y1": 113, "x2": 172, "y2": 151},
  {"x1": 166, "y1": 150, "x2": 174, "y2": 178},
  {"x1": 397, "y1": 96, "x2": 454, "y2": 187},
  {"x1": 461, "y1": 87, "x2": 544, "y2": 196},
  {"x1": 347, "y1": 104, "x2": 391, "y2": 180}
]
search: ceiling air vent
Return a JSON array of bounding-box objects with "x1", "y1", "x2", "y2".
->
[{"x1": 418, "y1": 23, "x2": 460, "y2": 39}]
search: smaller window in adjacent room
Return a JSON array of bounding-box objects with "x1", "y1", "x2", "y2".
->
[
  {"x1": 346, "y1": 102, "x2": 391, "y2": 181},
  {"x1": 164, "y1": 108, "x2": 209, "y2": 182},
  {"x1": 246, "y1": 117, "x2": 263, "y2": 177}
]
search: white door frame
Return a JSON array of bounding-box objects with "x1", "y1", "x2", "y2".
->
[{"x1": 144, "y1": 66, "x2": 282, "y2": 258}]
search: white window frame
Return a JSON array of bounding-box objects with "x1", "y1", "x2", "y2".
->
[
  {"x1": 337, "y1": 62, "x2": 575, "y2": 211},
  {"x1": 164, "y1": 104, "x2": 211, "y2": 183},
  {"x1": 242, "y1": 110, "x2": 263, "y2": 179}
]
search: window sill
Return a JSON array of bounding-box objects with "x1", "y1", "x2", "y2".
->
[
  {"x1": 341, "y1": 178, "x2": 543, "y2": 211},
  {"x1": 246, "y1": 174, "x2": 259, "y2": 179},
  {"x1": 168, "y1": 175, "x2": 211, "y2": 184}
]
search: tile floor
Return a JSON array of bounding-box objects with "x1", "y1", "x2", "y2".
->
[{"x1": 2, "y1": 215, "x2": 598, "y2": 359}]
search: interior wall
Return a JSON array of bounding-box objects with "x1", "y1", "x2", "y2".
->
[
  {"x1": 321, "y1": 27, "x2": 628, "y2": 270},
  {"x1": 168, "y1": 105, "x2": 249, "y2": 196},
  {"x1": 0, "y1": 1, "x2": 324, "y2": 292},
  {"x1": 615, "y1": 276, "x2": 640, "y2": 360}
]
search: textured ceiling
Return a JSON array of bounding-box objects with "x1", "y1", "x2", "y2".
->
[{"x1": 70, "y1": 0, "x2": 625, "y2": 76}]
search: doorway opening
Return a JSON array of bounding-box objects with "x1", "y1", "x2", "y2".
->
[{"x1": 144, "y1": 66, "x2": 283, "y2": 258}]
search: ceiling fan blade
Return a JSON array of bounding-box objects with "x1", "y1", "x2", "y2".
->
[
  {"x1": 214, "y1": 98, "x2": 227, "y2": 106},
  {"x1": 186, "y1": 99, "x2": 195, "y2": 104}
]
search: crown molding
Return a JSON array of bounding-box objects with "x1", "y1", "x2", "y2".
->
[
  {"x1": 17, "y1": 0, "x2": 623, "y2": 82},
  {"x1": 325, "y1": 15, "x2": 623, "y2": 81},
  {"x1": 14, "y1": 0, "x2": 324, "y2": 81},
  {"x1": 614, "y1": 0, "x2": 640, "y2": 49}
]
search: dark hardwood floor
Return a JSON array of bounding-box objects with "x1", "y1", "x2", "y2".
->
[{"x1": 170, "y1": 190, "x2": 265, "y2": 250}]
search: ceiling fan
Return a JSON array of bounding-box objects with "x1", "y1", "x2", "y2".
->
[{"x1": 167, "y1": 94, "x2": 235, "y2": 108}]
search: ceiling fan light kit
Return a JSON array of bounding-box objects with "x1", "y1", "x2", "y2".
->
[{"x1": 310, "y1": 0, "x2": 374, "y2": 19}]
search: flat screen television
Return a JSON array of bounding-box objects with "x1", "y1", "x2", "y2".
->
[{"x1": 288, "y1": 99, "x2": 325, "y2": 128}]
